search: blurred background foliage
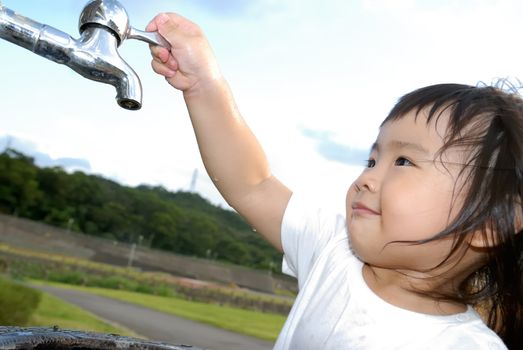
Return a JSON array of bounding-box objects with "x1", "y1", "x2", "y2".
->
[{"x1": 0, "y1": 149, "x2": 281, "y2": 271}]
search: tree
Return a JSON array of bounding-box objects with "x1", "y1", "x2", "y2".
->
[
  {"x1": 0, "y1": 149, "x2": 282, "y2": 270},
  {"x1": 0, "y1": 150, "x2": 42, "y2": 216}
]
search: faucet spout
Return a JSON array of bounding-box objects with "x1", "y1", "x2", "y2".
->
[
  {"x1": 0, "y1": 5, "x2": 142, "y2": 110},
  {"x1": 68, "y1": 26, "x2": 142, "y2": 110}
]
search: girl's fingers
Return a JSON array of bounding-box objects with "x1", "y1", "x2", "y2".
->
[
  {"x1": 150, "y1": 45, "x2": 170, "y2": 64},
  {"x1": 150, "y1": 47, "x2": 178, "y2": 71},
  {"x1": 166, "y1": 55, "x2": 178, "y2": 71},
  {"x1": 151, "y1": 59, "x2": 176, "y2": 78},
  {"x1": 146, "y1": 13, "x2": 169, "y2": 32},
  {"x1": 145, "y1": 20, "x2": 158, "y2": 32}
]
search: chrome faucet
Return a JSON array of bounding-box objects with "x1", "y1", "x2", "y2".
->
[{"x1": 0, "y1": 0, "x2": 170, "y2": 110}]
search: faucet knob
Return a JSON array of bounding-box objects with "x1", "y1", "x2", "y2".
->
[
  {"x1": 79, "y1": 0, "x2": 130, "y2": 45},
  {"x1": 79, "y1": 0, "x2": 170, "y2": 49}
]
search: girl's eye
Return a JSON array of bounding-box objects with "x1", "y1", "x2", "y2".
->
[
  {"x1": 365, "y1": 159, "x2": 376, "y2": 168},
  {"x1": 395, "y1": 157, "x2": 414, "y2": 166}
]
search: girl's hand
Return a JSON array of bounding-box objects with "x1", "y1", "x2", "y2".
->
[{"x1": 146, "y1": 13, "x2": 222, "y2": 95}]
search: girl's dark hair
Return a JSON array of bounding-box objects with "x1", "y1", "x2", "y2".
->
[{"x1": 383, "y1": 83, "x2": 523, "y2": 349}]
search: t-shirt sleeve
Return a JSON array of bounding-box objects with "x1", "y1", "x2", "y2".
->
[{"x1": 281, "y1": 193, "x2": 346, "y2": 286}]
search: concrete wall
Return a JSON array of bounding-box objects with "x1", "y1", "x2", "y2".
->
[{"x1": 0, "y1": 213, "x2": 297, "y2": 293}]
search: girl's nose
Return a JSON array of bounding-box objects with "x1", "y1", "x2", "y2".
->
[{"x1": 354, "y1": 171, "x2": 378, "y2": 193}]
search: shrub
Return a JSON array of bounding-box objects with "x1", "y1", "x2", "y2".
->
[
  {"x1": 89, "y1": 275, "x2": 138, "y2": 290},
  {"x1": 0, "y1": 276, "x2": 41, "y2": 325},
  {"x1": 150, "y1": 284, "x2": 177, "y2": 297},
  {"x1": 47, "y1": 270, "x2": 88, "y2": 285}
]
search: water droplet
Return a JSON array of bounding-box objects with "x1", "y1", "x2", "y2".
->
[{"x1": 252, "y1": 228, "x2": 257, "y2": 232}]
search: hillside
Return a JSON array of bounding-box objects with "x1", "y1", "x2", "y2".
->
[{"x1": 0, "y1": 149, "x2": 282, "y2": 271}]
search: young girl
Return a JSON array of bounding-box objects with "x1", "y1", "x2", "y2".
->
[{"x1": 147, "y1": 13, "x2": 522, "y2": 349}]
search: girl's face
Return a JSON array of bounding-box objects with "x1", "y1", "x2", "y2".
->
[{"x1": 346, "y1": 109, "x2": 467, "y2": 271}]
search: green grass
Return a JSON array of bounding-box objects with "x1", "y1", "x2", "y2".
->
[
  {"x1": 35, "y1": 280, "x2": 285, "y2": 341},
  {"x1": 27, "y1": 290, "x2": 137, "y2": 337}
]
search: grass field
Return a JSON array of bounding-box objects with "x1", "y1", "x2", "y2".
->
[
  {"x1": 34, "y1": 280, "x2": 285, "y2": 341},
  {"x1": 2, "y1": 242, "x2": 293, "y2": 314},
  {"x1": 2, "y1": 241, "x2": 289, "y2": 341},
  {"x1": 26, "y1": 290, "x2": 137, "y2": 337}
]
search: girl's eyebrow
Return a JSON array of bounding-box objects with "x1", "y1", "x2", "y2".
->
[{"x1": 370, "y1": 140, "x2": 430, "y2": 155}]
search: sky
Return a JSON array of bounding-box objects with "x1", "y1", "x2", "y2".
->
[{"x1": 1, "y1": 0, "x2": 523, "y2": 211}]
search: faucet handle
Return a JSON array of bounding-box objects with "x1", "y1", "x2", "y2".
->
[
  {"x1": 79, "y1": 0, "x2": 170, "y2": 50},
  {"x1": 128, "y1": 27, "x2": 171, "y2": 50}
]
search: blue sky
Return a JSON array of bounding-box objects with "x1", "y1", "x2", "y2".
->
[{"x1": 2, "y1": 0, "x2": 523, "y2": 209}]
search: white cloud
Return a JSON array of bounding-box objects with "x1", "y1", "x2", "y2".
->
[{"x1": 0, "y1": 134, "x2": 91, "y2": 171}]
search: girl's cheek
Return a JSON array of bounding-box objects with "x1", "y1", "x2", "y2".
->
[
  {"x1": 346, "y1": 183, "x2": 357, "y2": 207},
  {"x1": 345, "y1": 196, "x2": 352, "y2": 220}
]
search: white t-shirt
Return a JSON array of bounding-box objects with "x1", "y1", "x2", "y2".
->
[{"x1": 273, "y1": 194, "x2": 507, "y2": 350}]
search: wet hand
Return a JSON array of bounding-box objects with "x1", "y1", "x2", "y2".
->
[{"x1": 146, "y1": 13, "x2": 222, "y2": 94}]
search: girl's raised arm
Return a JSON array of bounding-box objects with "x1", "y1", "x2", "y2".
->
[{"x1": 147, "y1": 13, "x2": 292, "y2": 251}]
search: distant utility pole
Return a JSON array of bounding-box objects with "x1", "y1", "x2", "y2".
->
[
  {"x1": 66, "y1": 218, "x2": 74, "y2": 233},
  {"x1": 127, "y1": 235, "x2": 143, "y2": 268},
  {"x1": 127, "y1": 243, "x2": 136, "y2": 268},
  {"x1": 189, "y1": 168, "x2": 198, "y2": 192}
]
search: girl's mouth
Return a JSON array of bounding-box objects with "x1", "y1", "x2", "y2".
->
[{"x1": 352, "y1": 202, "x2": 381, "y2": 215}]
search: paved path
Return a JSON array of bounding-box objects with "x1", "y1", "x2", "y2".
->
[{"x1": 34, "y1": 285, "x2": 274, "y2": 350}]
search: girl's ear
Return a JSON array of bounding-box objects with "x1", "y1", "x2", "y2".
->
[
  {"x1": 469, "y1": 208, "x2": 523, "y2": 249},
  {"x1": 468, "y1": 227, "x2": 497, "y2": 249}
]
